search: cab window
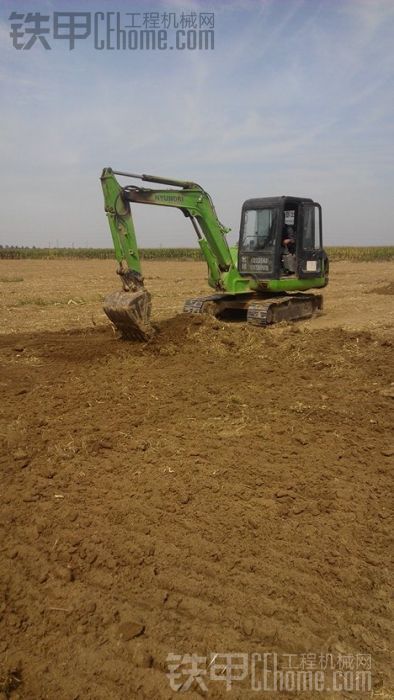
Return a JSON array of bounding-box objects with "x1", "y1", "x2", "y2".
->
[
  {"x1": 242, "y1": 208, "x2": 277, "y2": 251},
  {"x1": 302, "y1": 204, "x2": 322, "y2": 250}
]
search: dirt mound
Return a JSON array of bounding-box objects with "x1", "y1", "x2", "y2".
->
[
  {"x1": 368, "y1": 281, "x2": 394, "y2": 295},
  {"x1": 0, "y1": 319, "x2": 393, "y2": 699}
]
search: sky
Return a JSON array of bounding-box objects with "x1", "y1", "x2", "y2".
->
[{"x1": 0, "y1": 0, "x2": 393, "y2": 248}]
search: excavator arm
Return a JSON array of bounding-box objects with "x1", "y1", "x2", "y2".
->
[{"x1": 100, "y1": 167, "x2": 251, "y2": 339}]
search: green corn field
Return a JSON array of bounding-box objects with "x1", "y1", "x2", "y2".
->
[
  {"x1": 0, "y1": 247, "x2": 202, "y2": 260},
  {"x1": 0, "y1": 246, "x2": 393, "y2": 261},
  {"x1": 326, "y1": 247, "x2": 394, "y2": 261}
]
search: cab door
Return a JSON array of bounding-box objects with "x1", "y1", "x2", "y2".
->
[
  {"x1": 297, "y1": 202, "x2": 325, "y2": 278},
  {"x1": 238, "y1": 207, "x2": 279, "y2": 279}
]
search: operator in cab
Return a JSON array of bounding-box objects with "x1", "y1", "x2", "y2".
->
[
  {"x1": 281, "y1": 225, "x2": 296, "y2": 274},
  {"x1": 282, "y1": 225, "x2": 296, "y2": 253}
]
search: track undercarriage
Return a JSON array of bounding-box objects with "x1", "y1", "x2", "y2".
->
[{"x1": 183, "y1": 292, "x2": 323, "y2": 327}]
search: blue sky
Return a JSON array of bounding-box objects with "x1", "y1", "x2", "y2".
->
[{"x1": 1, "y1": 0, "x2": 393, "y2": 247}]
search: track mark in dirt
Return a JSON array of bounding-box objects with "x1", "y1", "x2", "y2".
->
[{"x1": 368, "y1": 281, "x2": 394, "y2": 295}]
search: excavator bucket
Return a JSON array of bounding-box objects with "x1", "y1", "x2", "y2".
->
[{"x1": 103, "y1": 287, "x2": 154, "y2": 341}]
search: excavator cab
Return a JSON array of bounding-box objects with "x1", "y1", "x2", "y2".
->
[{"x1": 238, "y1": 196, "x2": 327, "y2": 285}]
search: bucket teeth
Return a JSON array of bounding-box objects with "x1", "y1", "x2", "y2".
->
[{"x1": 103, "y1": 288, "x2": 154, "y2": 341}]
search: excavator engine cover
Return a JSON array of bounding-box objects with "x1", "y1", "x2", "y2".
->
[{"x1": 103, "y1": 287, "x2": 154, "y2": 341}]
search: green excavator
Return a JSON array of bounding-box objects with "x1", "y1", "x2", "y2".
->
[{"x1": 100, "y1": 167, "x2": 329, "y2": 340}]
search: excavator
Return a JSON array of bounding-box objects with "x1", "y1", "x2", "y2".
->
[{"x1": 100, "y1": 167, "x2": 329, "y2": 340}]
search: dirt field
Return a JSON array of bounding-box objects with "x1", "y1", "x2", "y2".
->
[{"x1": 0, "y1": 260, "x2": 393, "y2": 699}]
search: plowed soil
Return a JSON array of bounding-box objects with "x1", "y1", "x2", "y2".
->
[{"x1": 0, "y1": 260, "x2": 393, "y2": 699}]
